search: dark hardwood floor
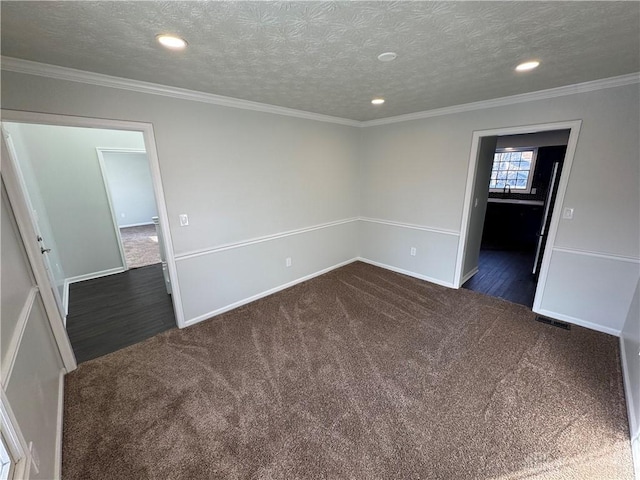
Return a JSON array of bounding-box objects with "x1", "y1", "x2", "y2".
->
[
  {"x1": 66, "y1": 263, "x2": 176, "y2": 363},
  {"x1": 463, "y1": 248, "x2": 538, "y2": 307}
]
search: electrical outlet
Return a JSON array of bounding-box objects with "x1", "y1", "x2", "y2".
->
[
  {"x1": 410, "y1": 247, "x2": 417, "y2": 256},
  {"x1": 179, "y1": 214, "x2": 189, "y2": 226},
  {"x1": 286, "y1": 257, "x2": 292, "y2": 267}
]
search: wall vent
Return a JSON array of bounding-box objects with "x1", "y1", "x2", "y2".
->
[{"x1": 535, "y1": 315, "x2": 570, "y2": 330}]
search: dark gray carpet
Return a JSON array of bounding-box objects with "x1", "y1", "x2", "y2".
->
[{"x1": 63, "y1": 261, "x2": 633, "y2": 479}]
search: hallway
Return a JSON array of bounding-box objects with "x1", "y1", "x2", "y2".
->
[
  {"x1": 463, "y1": 248, "x2": 537, "y2": 307},
  {"x1": 66, "y1": 264, "x2": 175, "y2": 363}
]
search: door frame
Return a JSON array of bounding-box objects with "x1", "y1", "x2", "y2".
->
[
  {"x1": 95, "y1": 147, "x2": 151, "y2": 271},
  {"x1": 1, "y1": 110, "x2": 186, "y2": 340},
  {"x1": 454, "y1": 120, "x2": 582, "y2": 315},
  {"x1": 2, "y1": 131, "x2": 67, "y2": 319}
]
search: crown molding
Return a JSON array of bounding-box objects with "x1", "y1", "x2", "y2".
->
[
  {"x1": 360, "y1": 72, "x2": 640, "y2": 127},
  {"x1": 0, "y1": 56, "x2": 361, "y2": 127},
  {"x1": 2, "y1": 56, "x2": 638, "y2": 129}
]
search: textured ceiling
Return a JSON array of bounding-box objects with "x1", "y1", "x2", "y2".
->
[{"x1": 1, "y1": 1, "x2": 639, "y2": 121}]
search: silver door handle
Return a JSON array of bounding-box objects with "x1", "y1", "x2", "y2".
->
[{"x1": 40, "y1": 247, "x2": 51, "y2": 254}]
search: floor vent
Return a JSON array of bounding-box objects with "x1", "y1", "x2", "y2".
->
[{"x1": 535, "y1": 316, "x2": 571, "y2": 330}]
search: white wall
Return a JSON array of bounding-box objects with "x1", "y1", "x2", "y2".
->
[
  {"x1": 1, "y1": 70, "x2": 638, "y2": 335},
  {"x1": 101, "y1": 151, "x2": 157, "y2": 227},
  {"x1": 1, "y1": 71, "x2": 361, "y2": 325},
  {"x1": 360, "y1": 84, "x2": 640, "y2": 334},
  {"x1": 3, "y1": 123, "x2": 146, "y2": 279},
  {"x1": 1, "y1": 184, "x2": 65, "y2": 479},
  {"x1": 462, "y1": 135, "x2": 497, "y2": 279}
]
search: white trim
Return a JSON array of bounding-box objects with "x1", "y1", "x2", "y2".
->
[
  {"x1": 0, "y1": 57, "x2": 360, "y2": 128},
  {"x1": 620, "y1": 338, "x2": 638, "y2": 441},
  {"x1": 0, "y1": 133, "x2": 77, "y2": 372},
  {"x1": 0, "y1": 109, "x2": 187, "y2": 329},
  {"x1": 632, "y1": 436, "x2": 640, "y2": 480},
  {"x1": 175, "y1": 217, "x2": 359, "y2": 261},
  {"x1": 533, "y1": 308, "x2": 621, "y2": 337},
  {"x1": 119, "y1": 221, "x2": 155, "y2": 228},
  {"x1": 357, "y1": 257, "x2": 455, "y2": 289},
  {"x1": 95, "y1": 148, "x2": 129, "y2": 271},
  {"x1": 54, "y1": 369, "x2": 64, "y2": 480},
  {"x1": 454, "y1": 120, "x2": 582, "y2": 296},
  {"x1": 183, "y1": 258, "x2": 359, "y2": 327},
  {"x1": 2, "y1": 57, "x2": 636, "y2": 129},
  {"x1": 361, "y1": 73, "x2": 640, "y2": 127},
  {"x1": 359, "y1": 217, "x2": 460, "y2": 236},
  {"x1": 460, "y1": 267, "x2": 479, "y2": 286},
  {"x1": 62, "y1": 279, "x2": 69, "y2": 317},
  {"x1": 1, "y1": 287, "x2": 38, "y2": 386},
  {"x1": 551, "y1": 246, "x2": 640, "y2": 264},
  {"x1": 65, "y1": 267, "x2": 125, "y2": 285},
  {"x1": 0, "y1": 390, "x2": 31, "y2": 480},
  {"x1": 2, "y1": 132, "x2": 66, "y2": 319}
]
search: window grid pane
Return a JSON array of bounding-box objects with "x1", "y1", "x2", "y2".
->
[{"x1": 489, "y1": 149, "x2": 534, "y2": 190}]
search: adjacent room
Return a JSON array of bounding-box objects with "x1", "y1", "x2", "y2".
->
[{"x1": 1, "y1": 2, "x2": 638, "y2": 479}]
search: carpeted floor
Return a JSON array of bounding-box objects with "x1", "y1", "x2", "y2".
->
[
  {"x1": 119, "y1": 224, "x2": 161, "y2": 269},
  {"x1": 63, "y1": 262, "x2": 633, "y2": 479}
]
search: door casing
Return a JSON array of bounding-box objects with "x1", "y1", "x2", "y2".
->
[
  {"x1": 454, "y1": 120, "x2": 582, "y2": 317},
  {"x1": 0, "y1": 110, "x2": 186, "y2": 375}
]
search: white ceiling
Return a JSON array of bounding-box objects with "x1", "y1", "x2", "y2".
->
[{"x1": 1, "y1": 1, "x2": 639, "y2": 121}]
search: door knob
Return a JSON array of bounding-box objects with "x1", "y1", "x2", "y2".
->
[{"x1": 40, "y1": 247, "x2": 51, "y2": 254}]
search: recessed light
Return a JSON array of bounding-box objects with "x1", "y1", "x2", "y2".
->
[
  {"x1": 156, "y1": 34, "x2": 188, "y2": 50},
  {"x1": 515, "y1": 60, "x2": 540, "y2": 72},
  {"x1": 371, "y1": 98, "x2": 385, "y2": 105},
  {"x1": 377, "y1": 52, "x2": 398, "y2": 62}
]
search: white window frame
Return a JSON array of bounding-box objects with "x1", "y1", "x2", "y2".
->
[
  {"x1": 489, "y1": 147, "x2": 538, "y2": 194},
  {"x1": 0, "y1": 391, "x2": 30, "y2": 480}
]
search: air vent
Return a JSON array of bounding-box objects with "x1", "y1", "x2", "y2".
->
[{"x1": 535, "y1": 316, "x2": 570, "y2": 330}]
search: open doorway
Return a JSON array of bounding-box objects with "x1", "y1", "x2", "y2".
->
[
  {"x1": 454, "y1": 120, "x2": 581, "y2": 313},
  {"x1": 97, "y1": 148, "x2": 162, "y2": 270},
  {"x1": 1, "y1": 115, "x2": 182, "y2": 363},
  {"x1": 463, "y1": 131, "x2": 569, "y2": 307}
]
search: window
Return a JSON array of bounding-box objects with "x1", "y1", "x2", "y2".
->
[
  {"x1": 0, "y1": 436, "x2": 13, "y2": 480},
  {"x1": 489, "y1": 148, "x2": 537, "y2": 193}
]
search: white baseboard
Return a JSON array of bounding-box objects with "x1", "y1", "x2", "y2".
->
[
  {"x1": 119, "y1": 221, "x2": 155, "y2": 229},
  {"x1": 54, "y1": 369, "x2": 64, "y2": 480},
  {"x1": 533, "y1": 308, "x2": 621, "y2": 337},
  {"x1": 65, "y1": 267, "x2": 125, "y2": 286},
  {"x1": 620, "y1": 336, "x2": 640, "y2": 478},
  {"x1": 460, "y1": 267, "x2": 479, "y2": 286},
  {"x1": 632, "y1": 436, "x2": 640, "y2": 480},
  {"x1": 620, "y1": 337, "x2": 638, "y2": 438},
  {"x1": 357, "y1": 257, "x2": 455, "y2": 288},
  {"x1": 183, "y1": 258, "x2": 359, "y2": 327}
]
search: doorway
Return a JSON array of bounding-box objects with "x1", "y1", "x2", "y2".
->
[
  {"x1": 1, "y1": 111, "x2": 185, "y2": 363},
  {"x1": 464, "y1": 132, "x2": 568, "y2": 306},
  {"x1": 454, "y1": 121, "x2": 581, "y2": 313},
  {"x1": 97, "y1": 148, "x2": 162, "y2": 270}
]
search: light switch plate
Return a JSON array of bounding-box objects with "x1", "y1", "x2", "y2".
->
[
  {"x1": 562, "y1": 208, "x2": 574, "y2": 220},
  {"x1": 179, "y1": 214, "x2": 189, "y2": 226}
]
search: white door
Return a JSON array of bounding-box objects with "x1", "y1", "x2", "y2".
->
[{"x1": 1, "y1": 129, "x2": 66, "y2": 319}]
